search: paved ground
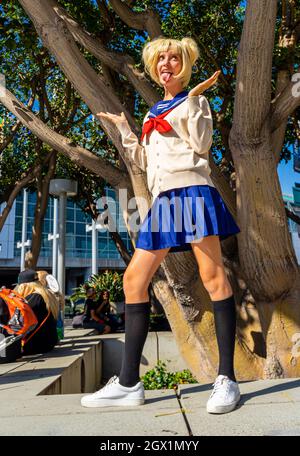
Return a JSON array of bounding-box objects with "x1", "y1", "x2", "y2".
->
[{"x1": 0, "y1": 376, "x2": 299, "y2": 436}]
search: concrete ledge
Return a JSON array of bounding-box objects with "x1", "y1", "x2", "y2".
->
[
  {"x1": 99, "y1": 331, "x2": 188, "y2": 381},
  {"x1": 0, "y1": 328, "x2": 102, "y2": 398},
  {"x1": 0, "y1": 330, "x2": 188, "y2": 398}
]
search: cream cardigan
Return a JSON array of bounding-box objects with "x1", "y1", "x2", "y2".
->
[{"x1": 117, "y1": 94, "x2": 215, "y2": 202}]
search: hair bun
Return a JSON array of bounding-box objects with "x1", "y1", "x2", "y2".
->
[{"x1": 180, "y1": 37, "x2": 199, "y2": 66}]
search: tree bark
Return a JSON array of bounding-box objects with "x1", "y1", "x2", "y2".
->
[
  {"x1": 26, "y1": 150, "x2": 57, "y2": 269},
  {"x1": 9, "y1": 0, "x2": 299, "y2": 381},
  {"x1": 229, "y1": 0, "x2": 300, "y2": 377}
]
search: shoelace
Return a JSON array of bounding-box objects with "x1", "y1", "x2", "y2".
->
[
  {"x1": 210, "y1": 376, "x2": 230, "y2": 398},
  {"x1": 94, "y1": 375, "x2": 118, "y2": 395}
]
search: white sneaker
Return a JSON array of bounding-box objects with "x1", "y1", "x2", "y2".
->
[
  {"x1": 206, "y1": 375, "x2": 240, "y2": 414},
  {"x1": 81, "y1": 375, "x2": 145, "y2": 408}
]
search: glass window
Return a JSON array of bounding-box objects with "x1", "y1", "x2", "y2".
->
[
  {"x1": 66, "y1": 234, "x2": 75, "y2": 249},
  {"x1": 67, "y1": 222, "x2": 74, "y2": 234},
  {"x1": 15, "y1": 217, "x2": 22, "y2": 232},
  {"x1": 28, "y1": 204, "x2": 35, "y2": 218},
  {"x1": 15, "y1": 201, "x2": 23, "y2": 216},
  {"x1": 67, "y1": 208, "x2": 74, "y2": 221},
  {"x1": 76, "y1": 236, "x2": 86, "y2": 249},
  {"x1": 43, "y1": 220, "x2": 50, "y2": 233},
  {"x1": 28, "y1": 192, "x2": 36, "y2": 204},
  {"x1": 76, "y1": 223, "x2": 86, "y2": 235},
  {"x1": 76, "y1": 210, "x2": 86, "y2": 222}
]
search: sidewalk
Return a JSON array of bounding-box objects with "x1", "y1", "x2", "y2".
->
[{"x1": 0, "y1": 377, "x2": 299, "y2": 436}]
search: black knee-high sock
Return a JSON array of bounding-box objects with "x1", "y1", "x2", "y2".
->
[
  {"x1": 118, "y1": 301, "x2": 151, "y2": 387},
  {"x1": 211, "y1": 294, "x2": 237, "y2": 382}
]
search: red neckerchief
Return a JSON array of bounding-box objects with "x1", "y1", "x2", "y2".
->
[{"x1": 140, "y1": 108, "x2": 173, "y2": 141}]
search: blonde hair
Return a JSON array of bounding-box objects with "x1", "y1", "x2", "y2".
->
[
  {"x1": 37, "y1": 270, "x2": 65, "y2": 312},
  {"x1": 14, "y1": 280, "x2": 59, "y2": 320},
  {"x1": 142, "y1": 36, "x2": 199, "y2": 89}
]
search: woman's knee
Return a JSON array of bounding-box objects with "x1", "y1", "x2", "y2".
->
[
  {"x1": 199, "y1": 269, "x2": 230, "y2": 295},
  {"x1": 123, "y1": 267, "x2": 148, "y2": 295}
]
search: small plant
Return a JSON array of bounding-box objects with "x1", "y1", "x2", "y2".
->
[
  {"x1": 89, "y1": 270, "x2": 124, "y2": 302},
  {"x1": 141, "y1": 360, "x2": 198, "y2": 390},
  {"x1": 70, "y1": 269, "x2": 124, "y2": 303}
]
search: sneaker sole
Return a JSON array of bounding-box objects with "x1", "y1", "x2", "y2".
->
[
  {"x1": 81, "y1": 397, "x2": 145, "y2": 408},
  {"x1": 206, "y1": 396, "x2": 240, "y2": 414}
]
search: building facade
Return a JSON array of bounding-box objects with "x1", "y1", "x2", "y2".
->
[
  {"x1": 283, "y1": 182, "x2": 300, "y2": 264},
  {"x1": 0, "y1": 187, "x2": 133, "y2": 294}
]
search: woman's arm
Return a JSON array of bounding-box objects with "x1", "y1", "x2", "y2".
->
[
  {"x1": 116, "y1": 121, "x2": 148, "y2": 172},
  {"x1": 186, "y1": 94, "x2": 213, "y2": 155},
  {"x1": 97, "y1": 110, "x2": 148, "y2": 172},
  {"x1": 186, "y1": 70, "x2": 220, "y2": 155},
  {"x1": 91, "y1": 309, "x2": 104, "y2": 323},
  {"x1": 95, "y1": 301, "x2": 107, "y2": 314}
]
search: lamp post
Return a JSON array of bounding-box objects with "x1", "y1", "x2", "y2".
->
[
  {"x1": 49, "y1": 179, "x2": 77, "y2": 295},
  {"x1": 86, "y1": 219, "x2": 98, "y2": 276},
  {"x1": 16, "y1": 189, "x2": 31, "y2": 271},
  {"x1": 86, "y1": 199, "x2": 105, "y2": 276},
  {"x1": 48, "y1": 197, "x2": 59, "y2": 279}
]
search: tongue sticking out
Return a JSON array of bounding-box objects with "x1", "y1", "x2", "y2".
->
[{"x1": 162, "y1": 72, "x2": 172, "y2": 82}]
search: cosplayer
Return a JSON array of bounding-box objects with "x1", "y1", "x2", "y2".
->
[{"x1": 81, "y1": 36, "x2": 241, "y2": 414}]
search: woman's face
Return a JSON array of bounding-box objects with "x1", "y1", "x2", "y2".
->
[
  {"x1": 156, "y1": 48, "x2": 182, "y2": 87},
  {"x1": 103, "y1": 291, "x2": 109, "y2": 300}
]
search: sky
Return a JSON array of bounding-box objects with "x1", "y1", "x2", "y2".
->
[{"x1": 278, "y1": 157, "x2": 299, "y2": 197}]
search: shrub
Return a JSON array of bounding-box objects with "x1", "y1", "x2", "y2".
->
[
  {"x1": 141, "y1": 360, "x2": 198, "y2": 390},
  {"x1": 70, "y1": 269, "x2": 124, "y2": 303}
]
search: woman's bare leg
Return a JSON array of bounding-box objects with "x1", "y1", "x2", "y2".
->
[
  {"x1": 119, "y1": 246, "x2": 170, "y2": 387},
  {"x1": 191, "y1": 235, "x2": 237, "y2": 383},
  {"x1": 190, "y1": 235, "x2": 232, "y2": 300},
  {"x1": 123, "y1": 247, "x2": 171, "y2": 304}
]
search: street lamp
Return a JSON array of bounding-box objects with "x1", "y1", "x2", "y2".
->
[
  {"x1": 86, "y1": 199, "x2": 106, "y2": 276},
  {"x1": 48, "y1": 197, "x2": 59, "y2": 279},
  {"x1": 16, "y1": 189, "x2": 31, "y2": 271},
  {"x1": 49, "y1": 179, "x2": 77, "y2": 295}
]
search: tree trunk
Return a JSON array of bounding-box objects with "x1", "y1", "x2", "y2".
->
[
  {"x1": 229, "y1": 0, "x2": 300, "y2": 377},
  {"x1": 11, "y1": 0, "x2": 300, "y2": 381},
  {"x1": 26, "y1": 151, "x2": 57, "y2": 269}
]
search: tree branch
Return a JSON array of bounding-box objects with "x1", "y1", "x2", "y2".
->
[
  {"x1": 0, "y1": 92, "x2": 36, "y2": 154},
  {"x1": 18, "y1": 0, "x2": 141, "y2": 143},
  {"x1": 270, "y1": 73, "x2": 300, "y2": 131},
  {"x1": 231, "y1": 0, "x2": 278, "y2": 139},
  {"x1": 109, "y1": 0, "x2": 162, "y2": 39},
  {"x1": 0, "y1": 86, "x2": 128, "y2": 190},
  {"x1": 286, "y1": 206, "x2": 300, "y2": 225},
  {"x1": 0, "y1": 149, "x2": 53, "y2": 231},
  {"x1": 96, "y1": 0, "x2": 111, "y2": 26},
  {"x1": 53, "y1": 3, "x2": 160, "y2": 106}
]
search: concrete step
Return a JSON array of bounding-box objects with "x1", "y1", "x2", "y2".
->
[{"x1": 0, "y1": 378, "x2": 299, "y2": 436}]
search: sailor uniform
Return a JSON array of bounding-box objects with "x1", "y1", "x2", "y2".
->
[{"x1": 117, "y1": 90, "x2": 240, "y2": 252}]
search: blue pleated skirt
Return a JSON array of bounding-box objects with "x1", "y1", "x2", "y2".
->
[{"x1": 135, "y1": 184, "x2": 240, "y2": 253}]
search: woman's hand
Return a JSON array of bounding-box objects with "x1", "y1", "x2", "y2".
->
[
  {"x1": 97, "y1": 110, "x2": 129, "y2": 127},
  {"x1": 188, "y1": 70, "x2": 221, "y2": 97}
]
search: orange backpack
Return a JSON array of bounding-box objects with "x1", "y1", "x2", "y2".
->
[{"x1": 0, "y1": 288, "x2": 38, "y2": 337}]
